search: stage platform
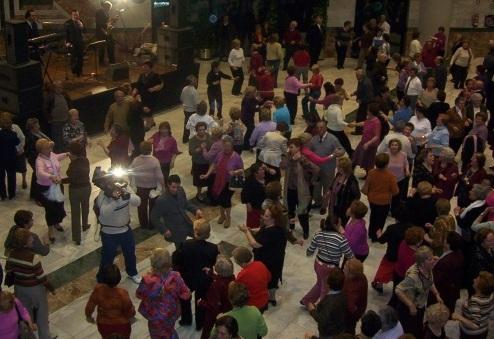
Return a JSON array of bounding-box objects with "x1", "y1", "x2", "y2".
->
[{"x1": 39, "y1": 50, "x2": 200, "y2": 135}]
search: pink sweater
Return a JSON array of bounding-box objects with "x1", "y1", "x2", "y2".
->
[
  {"x1": 36, "y1": 152, "x2": 68, "y2": 186},
  {"x1": 0, "y1": 298, "x2": 31, "y2": 339}
]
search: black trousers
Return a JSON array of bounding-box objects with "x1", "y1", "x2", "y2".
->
[
  {"x1": 70, "y1": 47, "x2": 84, "y2": 76},
  {"x1": 328, "y1": 129, "x2": 353, "y2": 157},
  {"x1": 183, "y1": 111, "x2": 194, "y2": 143},
  {"x1": 283, "y1": 44, "x2": 297, "y2": 69},
  {"x1": 287, "y1": 188, "x2": 309, "y2": 237},
  {"x1": 391, "y1": 177, "x2": 409, "y2": 216},
  {"x1": 369, "y1": 203, "x2": 390, "y2": 241},
  {"x1": 97, "y1": 35, "x2": 115, "y2": 64},
  {"x1": 284, "y1": 92, "x2": 298, "y2": 124},
  {"x1": 231, "y1": 67, "x2": 244, "y2": 95},
  {"x1": 242, "y1": 119, "x2": 255, "y2": 150},
  {"x1": 309, "y1": 45, "x2": 322, "y2": 66},
  {"x1": 450, "y1": 137, "x2": 463, "y2": 154},
  {"x1": 207, "y1": 88, "x2": 223, "y2": 118},
  {"x1": 452, "y1": 64, "x2": 468, "y2": 89},
  {"x1": 180, "y1": 288, "x2": 207, "y2": 329},
  {"x1": 0, "y1": 165, "x2": 16, "y2": 199},
  {"x1": 335, "y1": 44, "x2": 348, "y2": 68}
]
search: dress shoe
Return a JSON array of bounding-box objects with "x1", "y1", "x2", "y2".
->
[{"x1": 82, "y1": 224, "x2": 91, "y2": 232}]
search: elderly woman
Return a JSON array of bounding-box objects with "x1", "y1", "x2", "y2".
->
[
  {"x1": 419, "y1": 77, "x2": 439, "y2": 109},
  {"x1": 241, "y1": 163, "x2": 266, "y2": 229},
  {"x1": 456, "y1": 183, "x2": 490, "y2": 242},
  {"x1": 462, "y1": 112, "x2": 488, "y2": 173},
  {"x1": 241, "y1": 86, "x2": 265, "y2": 150},
  {"x1": 453, "y1": 271, "x2": 494, "y2": 339},
  {"x1": 374, "y1": 306, "x2": 404, "y2": 339},
  {"x1": 5, "y1": 228, "x2": 54, "y2": 339},
  {"x1": 249, "y1": 107, "x2": 276, "y2": 150},
  {"x1": 386, "y1": 139, "x2": 410, "y2": 214},
  {"x1": 35, "y1": 138, "x2": 68, "y2": 241},
  {"x1": 136, "y1": 248, "x2": 191, "y2": 339},
  {"x1": 412, "y1": 148, "x2": 435, "y2": 189},
  {"x1": 405, "y1": 181, "x2": 438, "y2": 229},
  {"x1": 62, "y1": 108, "x2": 87, "y2": 152},
  {"x1": 0, "y1": 114, "x2": 20, "y2": 200},
  {"x1": 149, "y1": 121, "x2": 179, "y2": 185},
  {"x1": 239, "y1": 204, "x2": 288, "y2": 306},
  {"x1": 466, "y1": 228, "x2": 494, "y2": 294},
  {"x1": 352, "y1": 103, "x2": 382, "y2": 173},
  {"x1": 343, "y1": 258, "x2": 368, "y2": 335},
  {"x1": 362, "y1": 153, "x2": 399, "y2": 242},
  {"x1": 281, "y1": 138, "x2": 319, "y2": 239},
  {"x1": 432, "y1": 147, "x2": 459, "y2": 200},
  {"x1": 85, "y1": 264, "x2": 135, "y2": 339},
  {"x1": 427, "y1": 115, "x2": 450, "y2": 156},
  {"x1": 450, "y1": 40, "x2": 473, "y2": 89},
  {"x1": 301, "y1": 217, "x2": 353, "y2": 307},
  {"x1": 228, "y1": 39, "x2": 245, "y2": 96},
  {"x1": 258, "y1": 122, "x2": 288, "y2": 183},
  {"x1": 395, "y1": 246, "x2": 443, "y2": 337},
  {"x1": 0, "y1": 291, "x2": 35, "y2": 339},
  {"x1": 189, "y1": 121, "x2": 212, "y2": 201},
  {"x1": 199, "y1": 256, "x2": 235, "y2": 339},
  {"x1": 456, "y1": 153, "x2": 487, "y2": 208},
  {"x1": 130, "y1": 141, "x2": 165, "y2": 229},
  {"x1": 24, "y1": 118, "x2": 50, "y2": 201},
  {"x1": 326, "y1": 157, "x2": 360, "y2": 226},
  {"x1": 201, "y1": 136, "x2": 244, "y2": 228},
  {"x1": 283, "y1": 65, "x2": 311, "y2": 124},
  {"x1": 409, "y1": 104, "x2": 432, "y2": 150},
  {"x1": 423, "y1": 303, "x2": 450, "y2": 339},
  {"x1": 211, "y1": 316, "x2": 241, "y2": 339}
]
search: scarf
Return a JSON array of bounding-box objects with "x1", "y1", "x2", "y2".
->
[{"x1": 212, "y1": 153, "x2": 231, "y2": 198}]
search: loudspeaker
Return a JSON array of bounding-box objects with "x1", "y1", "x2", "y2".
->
[
  {"x1": 0, "y1": 61, "x2": 42, "y2": 91},
  {"x1": 169, "y1": 0, "x2": 188, "y2": 28},
  {"x1": 157, "y1": 26, "x2": 194, "y2": 50},
  {"x1": 105, "y1": 62, "x2": 130, "y2": 82},
  {"x1": 0, "y1": 86, "x2": 43, "y2": 116},
  {"x1": 158, "y1": 47, "x2": 194, "y2": 68},
  {"x1": 4, "y1": 21, "x2": 29, "y2": 65}
]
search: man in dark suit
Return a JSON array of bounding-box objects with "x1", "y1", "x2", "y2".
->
[
  {"x1": 64, "y1": 9, "x2": 85, "y2": 77},
  {"x1": 306, "y1": 15, "x2": 325, "y2": 66},
  {"x1": 150, "y1": 175, "x2": 204, "y2": 249},
  {"x1": 25, "y1": 9, "x2": 40, "y2": 61},
  {"x1": 173, "y1": 220, "x2": 219, "y2": 330},
  {"x1": 95, "y1": 1, "x2": 116, "y2": 65}
]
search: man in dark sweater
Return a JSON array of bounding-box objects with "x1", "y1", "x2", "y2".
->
[{"x1": 308, "y1": 267, "x2": 347, "y2": 338}]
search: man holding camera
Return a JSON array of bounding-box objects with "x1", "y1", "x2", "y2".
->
[{"x1": 94, "y1": 177, "x2": 141, "y2": 284}]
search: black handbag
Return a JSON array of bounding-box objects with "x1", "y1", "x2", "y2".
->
[
  {"x1": 15, "y1": 302, "x2": 36, "y2": 339},
  {"x1": 229, "y1": 175, "x2": 245, "y2": 191}
]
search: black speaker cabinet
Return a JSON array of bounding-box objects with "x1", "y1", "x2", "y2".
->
[
  {"x1": 158, "y1": 47, "x2": 194, "y2": 68},
  {"x1": 0, "y1": 86, "x2": 43, "y2": 116},
  {"x1": 5, "y1": 20, "x2": 29, "y2": 65},
  {"x1": 157, "y1": 26, "x2": 194, "y2": 50},
  {"x1": 105, "y1": 62, "x2": 130, "y2": 82},
  {"x1": 0, "y1": 61, "x2": 42, "y2": 91},
  {"x1": 169, "y1": 0, "x2": 188, "y2": 28}
]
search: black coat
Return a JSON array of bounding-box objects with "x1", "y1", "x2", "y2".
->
[
  {"x1": 331, "y1": 174, "x2": 360, "y2": 224},
  {"x1": 173, "y1": 238, "x2": 219, "y2": 293},
  {"x1": 64, "y1": 19, "x2": 84, "y2": 52},
  {"x1": 306, "y1": 24, "x2": 324, "y2": 50},
  {"x1": 0, "y1": 129, "x2": 20, "y2": 166}
]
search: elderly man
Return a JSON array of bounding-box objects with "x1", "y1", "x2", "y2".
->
[
  {"x1": 150, "y1": 175, "x2": 203, "y2": 249},
  {"x1": 45, "y1": 80, "x2": 71, "y2": 153},
  {"x1": 282, "y1": 21, "x2": 302, "y2": 70},
  {"x1": 309, "y1": 120, "x2": 345, "y2": 214},
  {"x1": 62, "y1": 109, "x2": 87, "y2": 152},
  {"x1": 104, "y1": 88, "x2": 130, "y2": 133}
]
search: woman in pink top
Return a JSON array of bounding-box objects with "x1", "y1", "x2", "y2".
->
[
  {"x1": 149, "y1": 121, "x2": 179, "y2": 185},
  {"x1": 283, "y1": 65, "x2": 310, "y2": 124},
  {"x1": 0, "y1": 291, "x2": 35, "y2": 339},
  {"x1": 35, "y1": 138, "x2": 68, "y2": 241},
  {"x1": 352, "y1": 104, "x2": 382, "y2": 173},
  {"x1": 344, "y1": 201, "x2": 369, "y2": 262},
  {"x1": 386, "y1": 139, "x2": 410, "y2": 215}
]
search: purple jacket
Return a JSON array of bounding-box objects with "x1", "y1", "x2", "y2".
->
[{"x1": 344, "y1": 219, "x2": 369, "y2": 256}]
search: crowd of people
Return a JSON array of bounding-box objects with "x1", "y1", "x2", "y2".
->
[{"x1": 1, "y1": 10, "x2": 494, "y2": 339}]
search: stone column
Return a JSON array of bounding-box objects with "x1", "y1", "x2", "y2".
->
[{"x1": 418, "y1": 0, "x2": 453, "y2": 43}]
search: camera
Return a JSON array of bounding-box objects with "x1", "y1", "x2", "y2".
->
[{"x1": 92, "y1": 166, "x2": 131, "y2": 200}]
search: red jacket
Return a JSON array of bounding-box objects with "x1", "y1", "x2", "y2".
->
[
  {"x1": 257, "y1": 72, "x2": 274, "y2": 99},
  {"x1": 293, "y1": 50, "x2": 310, "y2": 67},
  {"x1": 283, "y1": 30, "x2": 302, "y2": 45},
  {"x1": 342, "y1": 275, "x2": 368, "y2": 322},
  {"x1": 198, "y1": 274, "x2": 234, "y2": 315},
  {"x1": 236, "y1": 261, "x2": 271, "y2": 309}
]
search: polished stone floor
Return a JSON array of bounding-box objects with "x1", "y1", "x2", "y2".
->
[{"x1": 0, "y1": 55, "x2": 488, "y2": 338}]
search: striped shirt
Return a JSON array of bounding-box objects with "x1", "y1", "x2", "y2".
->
[
  {"x1": 307, "y1": 231, "x2": 353, "y2": 265},
  {"x1": 461, "y1": 294, "x2": 494, "y2": 335},
  {"x1": 5, "y1": 249, "x2": 47, "y2": 287}
]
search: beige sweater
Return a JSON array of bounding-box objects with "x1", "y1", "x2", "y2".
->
[
  {"x1": 266, "y1": 42, "x2": 283, "y2": 61},
  {"x1": 451, "y1": 47, "x2": 473, "y2": 68}
]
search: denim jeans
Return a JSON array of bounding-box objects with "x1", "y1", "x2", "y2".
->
[{"x1": 97, "y1": 228, "x2": 138, "y2": 282}]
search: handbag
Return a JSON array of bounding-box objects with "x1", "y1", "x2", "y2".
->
[
  {"x1": 228, "y1": 175, "x2": 245, "y2": 191},
  {"x1": 44, "y1": 183, "x2": 64, "y2": 202},
  {"x1": 14, "y1": 302, "x2": 36, "y2": 339}
]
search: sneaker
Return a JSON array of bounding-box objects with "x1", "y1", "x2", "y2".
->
[{"x1": 128, "y1": 274, "x2": 142, "y2": 284}]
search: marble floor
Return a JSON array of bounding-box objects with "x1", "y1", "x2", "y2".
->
[{"x1": 0, "y1": 55, "x2": 489, "y2": 338}]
